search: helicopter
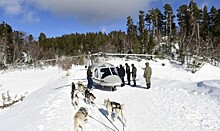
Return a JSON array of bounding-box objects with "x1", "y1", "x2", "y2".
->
[
  {"x1": 88, "y1": 54, "x2": 123, "y2": 91},
  {"x1": 85, "y1": 52, "x2": 157, "y2": 91}
]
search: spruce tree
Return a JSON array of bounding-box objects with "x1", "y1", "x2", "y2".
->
[
  {"x1": 201, "y1": 5, "x2": 210, "y2": 41},
  {"x1": 148, "y1": 33, "x2": 154, "y2": 54}
]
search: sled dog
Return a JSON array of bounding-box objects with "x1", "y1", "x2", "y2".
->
[
  {"x1": 77, "y1": 81, "x2": 88, "y2": 95},
  {"x1": 71, "y1": 89, "x2": 80, "y2": 109},
  {"x1": 74, "y1": 107, "x2": 88, "y2": 131},
  {"x1": 71, "y1": 82, "x2": 76, "y2": 92},
  {"x1": 84, "y1": 89, "x2": 96, "y2": 105},
  {"x1": 104, "y1": 98, "x2": 126, "y2": 125}
]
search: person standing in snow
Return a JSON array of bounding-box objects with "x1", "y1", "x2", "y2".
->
[
  {"x1": 87, "y1": 66, "x2": 94, "y2": 89},
  {"x1": 118, "y1": 64, "x2": 125, "y2": 86},
  {"x1": 125, "y1": 63, "x2": 131, "y2": 85},
  {"x1": 116, "y1": 66, "x2": 119, "y2": 74},
  {"x1": 143, "y1": 62, "x2": 152, "y2": 89},
  {"x1": 131, "y1": 64, "x2": 137, "y2": 87}
]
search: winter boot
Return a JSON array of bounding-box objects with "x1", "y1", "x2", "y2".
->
[
  {"x1": 133, "y1": 80, "x2": 136, "y2": 87},
  {"x1": 146, "y1": 83, "x2": 151, "y2": 89},
  {"x1": 127, "y1": 81, "x2": 130, "y2": 85}
]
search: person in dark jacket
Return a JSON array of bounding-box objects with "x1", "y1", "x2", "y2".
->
[
  {"x1": 116, "y1": 66, "x2": 119, "y2": 74},
  {"x1": 131, "y1": 64, "x2": 137, "y2": 87},
  {"x1": 125, "y1": 63, "x2": 131, "y2": 85},
  {"x1": 87, "y1": 66, "x2": 94, "y2": 89},
  {"x1": 118, "y1": 64, "x2": 125, "y2": 86}
]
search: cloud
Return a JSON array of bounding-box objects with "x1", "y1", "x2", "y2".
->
[
  {"x1": 0, "y1": 0, "x2": 22, "y2": 15},
  {"x1": 1, "y1": 0, "x2": 158, "y2": 25},
  {"x1": 0, "y1": 0, "x2": 40, "y2": 23},
  {"x1": 29, "y1": 0, "x2": 157, "y2": 25},
  {"x1": 21, "y1": 12, "x2": 40, "y2": 23}
]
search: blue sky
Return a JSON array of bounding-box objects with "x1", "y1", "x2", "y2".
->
[{"x1": 0, "y1": 0, "x2": 219, "y2": 39}]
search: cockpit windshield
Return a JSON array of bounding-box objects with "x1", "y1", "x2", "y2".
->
[
  {"x1": 101, "y1": 67, "x2": 117, "y2": 78},
  {"x1": 110, "y1": 68, "x2": 117, "y2": 75}
]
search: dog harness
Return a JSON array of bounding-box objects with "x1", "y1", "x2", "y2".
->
[
  {"x1": 79, "y1": 107, "x2": 88, "y2": 117},
  {"x1": 71, "y1": 89, "x2": 79, "y2": 99},
  {"x1": 110, "y1": 102, "x2": 121, "y2": 111}
]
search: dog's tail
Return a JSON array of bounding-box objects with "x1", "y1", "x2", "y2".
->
[{"x1": 120, "y1": 104, "x2": 127, "y2": 126}]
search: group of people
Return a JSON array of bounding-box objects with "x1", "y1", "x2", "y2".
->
[
  {"x1": 116, "y1": 62, "x2": 152, "y2": 89},
  {"x1": 86, "y1": 62, "x2": 152, "y2": 89},
  {"x1": 116, "y1": 63, "x2": 137, "y2": 87}
]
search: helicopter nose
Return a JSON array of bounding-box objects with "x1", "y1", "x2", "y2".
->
[{"x1": 103, "y1": 75, "x2": 122, "y2": 85}]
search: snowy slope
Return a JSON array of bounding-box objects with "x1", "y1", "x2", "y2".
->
[{"x1": 0, "y1": 59, "x2": 220, "y2": 131}]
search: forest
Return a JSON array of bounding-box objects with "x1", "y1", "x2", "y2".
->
[{"x1": 0, "y1": 0, "x2": 220, "y2": 69}]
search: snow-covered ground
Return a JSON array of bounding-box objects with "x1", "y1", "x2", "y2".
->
[{"x1": 0, "y1": 58, "x2": 220, "y2": 131}]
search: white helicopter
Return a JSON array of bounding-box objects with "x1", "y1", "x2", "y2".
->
[
  {"x1": 85, "y1": 52, "x2": 157, "y2": 91},
  {"x1": 87, "y1": 53, "x2": 123, "y2": 91}
]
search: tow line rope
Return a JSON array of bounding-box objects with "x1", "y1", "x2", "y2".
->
[
  {"x1": 93, "y1": 103, "x2": 120, "y2": 131},
  {"x1": 88, "y1": 115, "x2": 115, "y2": 131},
  {"x1": 72, "y1": 89, "x2": 121, "y2": 131}
]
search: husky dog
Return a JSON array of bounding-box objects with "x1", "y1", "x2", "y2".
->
[
  {"x1": 77, "y1": 81, "x2": 88, "y2": 95},
  {"x1": 71, "y1": 89, "x2": 80, "y2": 109},
  {"x1": 74, "y1": 107, "x2": 88, "y2": 131},
  {"x1": 71, "y1": 82, "x2": 76, "y2": 92},
  {"x1": 104, "y1": 98, "x2": 126, "y2": 126},
  {"x1": 84, "y1": 89, "x2": 96, "y2": 105}
]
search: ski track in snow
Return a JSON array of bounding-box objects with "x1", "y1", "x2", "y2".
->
[{"x1": 0, "y1": 64, "x2": 220, "y2": 131}]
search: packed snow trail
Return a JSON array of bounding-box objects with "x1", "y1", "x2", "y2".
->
[{"x1": 68, "y1": 66, "x2": 220, "y2": 131}]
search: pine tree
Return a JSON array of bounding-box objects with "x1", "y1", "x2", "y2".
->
[
  {"x1": 0, "y1": 22, "x2": 13, "y2": 66},
  {"x1": 138, "y1": 10, "x2": 146, "y2": 53},
  {"x1": 177, "y1": 4, "x2": 189, "y2": 63},
  {"x1": 213, "y1": 9, "x2": 220, "y2": 47},
  {"x1": 150, "y1": 8, "x2": 163, "y2": 38},
  {"x1": 126, "y1": 16, "x2": 136, "y2": 37},
  {"x1": 200, "y1": 5, "x2": 210, "y2": 41},
  {"x1": 147, "y1": 33, "x2": 154, "y2": 54},
  {"x1": 188, "y1": 0, "x2": 201, "y2": 53},
  {"x1": 126, "y1": 16, "x2": 140, "y2": 53},
  {"x1": 209, "y1": 6, "x2": 218, "y2": 36},
  {"x1": 177, "y1": 5, "x2": 190, "y2": 36},
  {"x1": 145, "y1": 12, "x2": 152, "y2": 31},
  {"x1": 163, "y1": 4, "x2": 175, "y2": 37},
  {"x1": 38, "y1": 32, "x2": 46, "y2": 48},
  {"x1": 163, "y1": 4, "x2": 175, "y2": 56}
]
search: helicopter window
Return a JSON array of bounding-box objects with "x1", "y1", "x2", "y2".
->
[
  {"x1": 110, "y1": 68, "x2": 117, "y2": 75},
  {"x1": 101, "y1": 68, "x2": 111, "y2": 79},
  {"x1": 100, "y1": 64, "x2": 105, "y2": 67},
  {"x1": 94, "y1": 69, "x2": 98, "y2": 78}
]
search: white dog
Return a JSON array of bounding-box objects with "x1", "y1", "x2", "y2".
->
[
  {"x1": 74, "y1": 107, "x2": 88, "y2": 131},
  {"x1": 104, "y1": 98, "x2": 126, "y2": 126}
]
